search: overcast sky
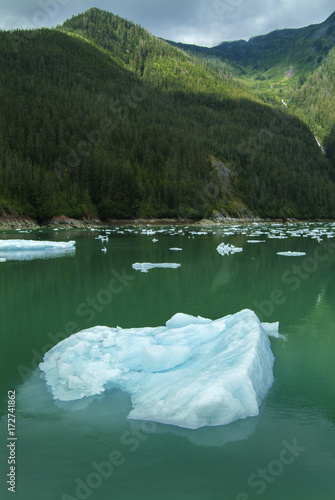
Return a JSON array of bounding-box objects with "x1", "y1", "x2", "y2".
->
[{"x1": 0, "y1": 0, "x2": 334, "y2": 46}]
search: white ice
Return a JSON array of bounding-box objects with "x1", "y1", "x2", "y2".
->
[
  {"x1": 216, "y1": 243, "x2": 243, "y2": 256},
  {"x1": 277, "y1": 251, "x2": 306, "y2": 257},
  {"x1": 169, "y1": 248, "x2": 183, "y2": 251},
  {"x1": 132, "y1": 262, "x2": 181, "y2": 273},
  {"x1": 260, "y1": 322, "x2": 280, "y2": 338},
  {"x1": 39, "y1": 309, "x2": 277, "y2": 429},
  {"x1": 0, "y1": 239, "x2": 75, "y2": 250},
  {"x1": 97, "y1": 235, "x2": 108, "y2": 242},
  {"x1": 0, "y1": 239, "x2": 76, "y2": 261}
]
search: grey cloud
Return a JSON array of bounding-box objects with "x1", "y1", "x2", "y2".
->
[{"x1": 0, "y1": 0, "x2": 334, "y2": 46}]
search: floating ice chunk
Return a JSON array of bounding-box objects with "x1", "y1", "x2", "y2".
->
[
  {"x1": 39, "y1": 309, "x2": 277, "y2": 429},
  {"x1": 152, "y1": 238, "x2": 158, "y2": 242},
  {"x1": 0, "y1": 258, "x2": 6, "y2": 262},
  {"x1": 0, "y1": 239, "x2": 76, "y2": 261},
  {"x1": 277, "y1": 251, "x2": 306, "y2": 257},
  {"x1": 132, "y1": 262, "x2": 181, "y2": 273},
  {"x1": 141, "y1": 229, "x2": 155, "y2": 235},
  {"x1": 0, "y1": 239, "x2": 76, "y2": 250},
  {"x1": 261, "y1": 322, "x2": 280, "y2": 338},
  {"x1": 169, "y1": 248, "x2": 183, "y2": 251},
  {"x1": 216, "y1": 243, "x2": 243, "y2": 256},
  {"x1": 247, "y1": 240, "x2": 266, "y2": 243}
]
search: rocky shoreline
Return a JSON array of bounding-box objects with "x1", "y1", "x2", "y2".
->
[{"x1": 1, "y1": 213, "x2": 334, "y2": 231}]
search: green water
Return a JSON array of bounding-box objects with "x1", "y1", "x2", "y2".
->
[{"x1": 1, "y1": 223, "x2": 335, "y2": 500}]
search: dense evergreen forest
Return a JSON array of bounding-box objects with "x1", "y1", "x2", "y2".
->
[{"x1": 1, "y1": 8, "x2": 335, "y2": 222}]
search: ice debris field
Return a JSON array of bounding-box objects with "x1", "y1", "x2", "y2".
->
[
  {"x1": 85, "y1": 221, "x2": 335, "y2": 262},
  {"x1": 39, "y1": 309, "x2": 279, "y2": 430},
  {"x1": 1, "y1": 221, "x2": 334, "y2": 262}
]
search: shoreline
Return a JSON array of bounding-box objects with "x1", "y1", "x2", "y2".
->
[{"x1": 1, "y1": 215, "x2": 335, "y2": 231}]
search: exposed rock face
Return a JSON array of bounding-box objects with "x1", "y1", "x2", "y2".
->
[
  {"x1": 0, "y1": 203, "x2": 102, "y2": 229},
  {"x1": 48, "y1": 215, "x2": 101, "y2": 228},
  {"x1": 0, "y1": 204, "x2": 38, "y2": 229},
  {"x1": 208, "y1": 156, "x2": 259, "y2": 221}
]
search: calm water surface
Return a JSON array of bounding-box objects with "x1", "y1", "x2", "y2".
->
[{"x1": 0, "y1": 223, "x2": 335, "y2": 500}]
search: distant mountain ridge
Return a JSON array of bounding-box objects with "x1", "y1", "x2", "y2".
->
[
  {"x1": 168, "y1": 11, "x2": 335, "y2": 73},
  {"x1": 167, "y1": 11, "x2": 335, "y2": 142}
]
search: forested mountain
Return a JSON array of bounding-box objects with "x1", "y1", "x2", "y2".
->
[
  {"x1": 168, "y1": 12, "x2": 335, "y2": 144},
  {"x1": 287, "y1": 46, "x2": 335, "y2": 141},
  {"x1": 1, "y1": 8, "x2": 335, "y2": 223}
]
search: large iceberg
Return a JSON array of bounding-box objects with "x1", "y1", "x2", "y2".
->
[
  {"x1": 0, "y1": 239, "x2": 75, "y2": 250},
  {"x1": 0, "y1": 239, "x2": 75, "y2": 261},
  {"x1": 39, "y1": 309, "x2": 277, "y2": 430}
]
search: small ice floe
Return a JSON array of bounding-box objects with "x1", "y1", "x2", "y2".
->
[
  {"x1": 101, "y1": 247, "x2": 107, "y2": 253},
  {"x1": 216, "y1": 243, "x2": 243, "y2": 256},
  {"x1": 132, "y1": 263, "x2": 181, "y2": 273},
  {"x1": 311, "y1": 235, "x2": 323, "y2": 242},
  {"x1": 0, "y1": 258, "x2": 6, "y2": 263},
  {"x1": 247, "y1": 240, "x2": 266, "y2": 243},
  {"x1": 289, "y1": 233, "x2": 302, "y2": 237},
  {"x1": 277, "y1": 251, "x2": 306, "y2": 257},
  {"x1": 152, "y1": 238, "x2": 158, "y2": 243},
  {"x1": 97, "y1": 235, "x2": 108, "y2": 242},
  {"x1": 141, "y1": 229, "x2": 156, "y2": 235},
  {"x1": 169, "y1": 248, "x2": 183, "y2": 251}
]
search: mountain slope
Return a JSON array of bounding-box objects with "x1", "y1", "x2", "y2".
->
[
  {"x1": 169, "y1": 11, "x2": 335, "y2": 78},
  {"x1": 288, "y1": 46, "x2": 335, "y2": 141},
  {"x1": 60, "y1": 9, "x2": 259, "y2": 103},
  {"x1": 167, "y1": 11, "x2": 335, "y2": 143},
  {"x1": 0, "y1": 9, "x2": 335, "y2": 222}
]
